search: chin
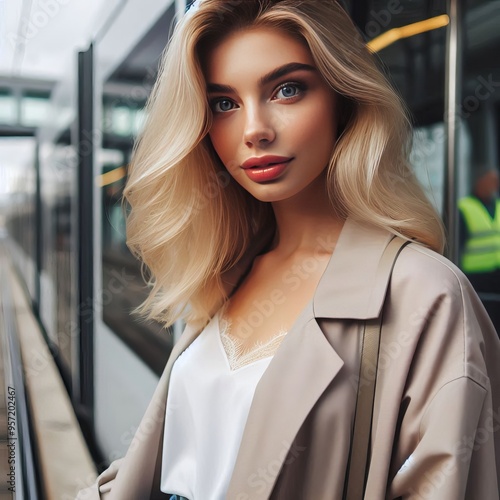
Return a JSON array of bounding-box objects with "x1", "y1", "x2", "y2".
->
[{"x1": 246, "y1": 186, "x2": 301, "y2": 203}]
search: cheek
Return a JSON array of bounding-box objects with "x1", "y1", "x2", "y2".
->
[
  {"x1": 315, "y1": 100, "x2": 337, "y2": 152},
  {"x1": 297, "y1": 104, "x2": 336, "y2": 154},
  {"x1": 209, "y1": 125, "x2": 236, "y2": 165},
  {"x1": 208, "y1": 128, "x2": 243, "y2": 180},
  {"x1": 293, "y1": 104, "x2": 336, "y2": 177}
]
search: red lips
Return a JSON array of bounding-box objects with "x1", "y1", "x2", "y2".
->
[{"x1": 241, "y1": 155, "x2": 293, "y2": 169}]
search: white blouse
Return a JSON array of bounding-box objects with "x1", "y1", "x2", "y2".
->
[{"x1": 160, "y1": 307, "x2": 287, "y2": 500}]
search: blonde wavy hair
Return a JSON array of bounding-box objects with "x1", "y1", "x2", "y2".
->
[{"x1": 124, "y1": 0, "x2": 446, "y2": 328}]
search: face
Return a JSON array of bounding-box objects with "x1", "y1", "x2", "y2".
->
[
  {"x1": 204, "y1": 27, "x2": 339, "y2": 203},
  {"x1": 475, "y1": 170, "x2": 499, "y2": 202}
]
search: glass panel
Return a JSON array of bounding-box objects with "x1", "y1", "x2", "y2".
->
[
  {"x1": 100, "y1": 78, "x2": 173, "y2": 374},
  {"x1": 132, "y1": 108, "x2": 147, "y2": 135},
  {"x1": 410, "y1": 123, "x2": 447, "y2": 212},
  {"x1": 457, "y1": 0, "x2": 500, "y2": 331},
  {"x1": 353, "y1": 0, "x2": 448, "y2": 215},
  {"x1": 111, "y1": 105, "x2": 133, "y2": 136},
  {"x1": 20, "y1": 94, "x2": 50, "y2": 127},
  {"x1": 100, "y1": 150, "x2": 127, "y2": 253},
  {"x1": 0, "y1": 90, "x2": 17, "y2": 125},
  {"x1": 38, "y1": 131, "x2": 79, "y2": 377},
  {"x1": 0, "y1": 137, "x2": 37, "y2": 297},
  {"x1": 53, "y1": 143, "x2": 78, "y2": 376}
]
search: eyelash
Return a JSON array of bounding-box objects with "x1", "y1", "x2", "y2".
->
[
  {"x1": 275, "y1": 81, "x2": 306, "y2": 101},
  {"x1": 209, "y1": 81, "x2": 307, "y2": 113}
]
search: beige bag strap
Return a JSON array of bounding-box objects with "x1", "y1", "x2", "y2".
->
[{"x1": 345, "y1": 236, "x2": 409, "y2": 500}]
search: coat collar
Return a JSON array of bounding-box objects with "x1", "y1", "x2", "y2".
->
[
  {"x1": 313, "y1": 217, "x2": 395, "y2": 319},
  {"x1": 220, "y1": 217, "x2": 395, "y2": 320}
]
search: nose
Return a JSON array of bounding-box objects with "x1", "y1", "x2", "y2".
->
[{"x1": 242, "y1": 105, "x2": 276, "y2": 147}]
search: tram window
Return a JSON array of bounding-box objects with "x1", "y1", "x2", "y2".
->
[
  {"x1": 104, "y1": 102, "x2": 138, "y2": 137},
  {"x1": 100, "y1": 82, "x2": 172, "y2": 375},
  {"x1": 351, "y1": 0, "x2": 448, "y2": 214},
  {"x1": 133, "y1": 108, "x2": 147, "y2": 135},
  {"x1": 100, "y1": 152, "x2": 128, "y2": 254},
  {"x1": 103, "y1": 94, "x2": 148, "y2": 135},
  {"x1": 0, "y1": 137, "x2": 37, "y2": 296},
  {"x1": 0, "y1": 89, "x2": 17, "y2": 125},
  {"x1": 36, "y1": 134, "x2": 79, "y2": 378},
  {"x1": 20, "y1": 91, "x2": 50, "y2": 127}
]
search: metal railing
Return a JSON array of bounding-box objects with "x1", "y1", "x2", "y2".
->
[{"x1": 0, "y1": 241, "x2": 39, "y2": 500}]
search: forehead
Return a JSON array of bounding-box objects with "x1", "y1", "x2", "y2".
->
[{"x1": 204, "y1": 27, "x2": 314, "y2": 82}]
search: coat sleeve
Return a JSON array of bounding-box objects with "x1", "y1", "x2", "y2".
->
[
  {"x1": 388, "y1": 376, "x2": 498, "y2": 499},
  {"x1": 75, "y1": 458, "x2": 124, "y2": 499},
  {"x1": 386, "y1": 254, "x2": 500, "y2": 500}
]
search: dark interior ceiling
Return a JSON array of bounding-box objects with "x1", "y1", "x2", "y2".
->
[
  {"x1": 109, "y1": 0, "x2": 499, "y2": 82},
  {"x1": 350, "y1": 0, "x2": 500, "y2": 122},
  {"x1": 350, "y1": 0, "x2": 447, "y2": 36},
  {"x1": 107, "y1": 3, "x2": 175, "y2": 85}
]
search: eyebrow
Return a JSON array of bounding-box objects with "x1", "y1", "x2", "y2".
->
[{"x1": 206, "y1": 62, "x2": 317, "y2": 94}]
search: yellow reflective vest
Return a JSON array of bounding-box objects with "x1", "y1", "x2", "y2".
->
[{"x1": 458, "y1": 196, "x2": 500, "y2": 273}]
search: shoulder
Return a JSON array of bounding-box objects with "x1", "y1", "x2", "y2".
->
[
  {"x1": 389, "y1": 240, "x2": 489, "y2": 323},
  {"x1": 386, "y1": 241, "x2": 499, "y2": 387},
  {"x1": 391, "y1": 241, "x2": 474, "y2": 304}
]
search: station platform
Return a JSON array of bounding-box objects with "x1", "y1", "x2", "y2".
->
[{"x1": 0, "y1": 238, "x2": 97, "y2": 499}]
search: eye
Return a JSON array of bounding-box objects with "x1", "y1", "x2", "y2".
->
[
  {"x1": 275, "y1": 82, "x2": 305, "y2": 100},
  {"x1": 210, "y1": 98, "x2": 236, "y2": 113}
]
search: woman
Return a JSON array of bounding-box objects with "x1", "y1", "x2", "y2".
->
[{"x1": 78, "y1": 0, "x2": 500, "y2": 498}]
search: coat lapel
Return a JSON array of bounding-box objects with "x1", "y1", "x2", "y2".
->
[{"x1": 226, "y1": 315, "x2": 344, "y2": 499}]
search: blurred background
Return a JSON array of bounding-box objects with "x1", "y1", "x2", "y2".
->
[{"x1": 0, "y1": 0, "x2": 499, "y2": 497}]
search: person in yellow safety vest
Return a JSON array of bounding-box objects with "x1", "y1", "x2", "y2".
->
[{"x1": 458, "y1": 167, "x2": 500, "y2": 334}]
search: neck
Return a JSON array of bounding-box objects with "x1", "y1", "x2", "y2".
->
[{"x1": 269, "y1": 172, "x2": 345, "y2": 257}]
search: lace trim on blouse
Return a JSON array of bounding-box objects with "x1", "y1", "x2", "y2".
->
[{"x1": 218, "y1": 312, "x2": 288, "y2": 371}]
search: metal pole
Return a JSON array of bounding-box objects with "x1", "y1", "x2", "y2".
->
[
  {"x1": 444, "y1": 0, "x2": 462, "y2": 263},
  {"x1": 77, "y1": 45, "x2": 95, "y2": 423},
  {"x1": 34, "y1": 138, "x2": 41, "y2": 315}
]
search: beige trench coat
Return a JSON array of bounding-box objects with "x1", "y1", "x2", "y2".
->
[{"x1": 77, "y1": 219, "x2": 500, "y2": 499}]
